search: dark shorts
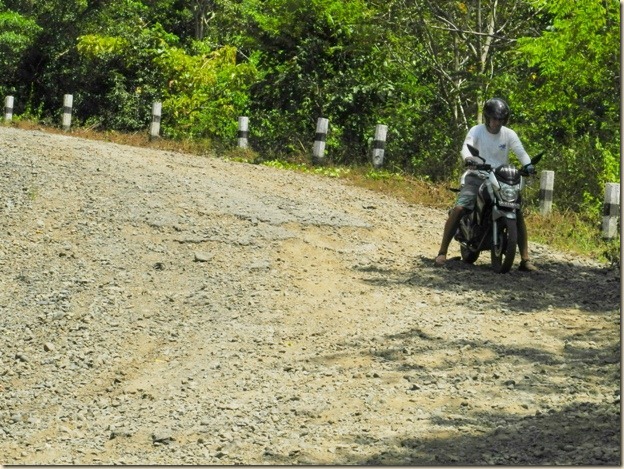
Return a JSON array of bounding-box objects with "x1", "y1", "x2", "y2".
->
[{"x1": 456, "y1": 173, "x2": 484, "y2": 210}]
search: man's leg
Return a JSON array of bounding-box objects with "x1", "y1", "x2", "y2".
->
[
  {"x1": 517, "y1": 210, "x2": 538, "y2": 271},
  {"x1": 435, "y1": 174, "x2": 481, "y2": 266},
  {"x1": 435, "y1": 206, "x2": 465, "y2": 265}
]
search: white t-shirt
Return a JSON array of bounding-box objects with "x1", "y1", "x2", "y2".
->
[{"x1": 461, "y1": 124, "x2": 531, "y2": 170}]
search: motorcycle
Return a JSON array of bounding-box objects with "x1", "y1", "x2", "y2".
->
[{"x1": 453, "y1": 144, "x2": 543, "y2": 273}]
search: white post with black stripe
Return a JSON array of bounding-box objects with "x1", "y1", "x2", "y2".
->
[
  {"x1": 62, "y1": 94, "x2": 73, "y2": 131},
  {"x1": 539, "y1": 170, "x2": 555, "y2": 215},
  {"x1": 149, "y1": 101, "x2": 162, "y2": 140},
  {"x1": 238, "y1": 116, "x2": 249, "y2": 148},
  {"x1": 371, "y1": 124, "x2": 388, "y2": 169},
  {"x1": 602, "y1": 182, "x2": 620, "y2": 239},
  {"x1": 4, "y1": 96, "x2": 14, "y2": 122},
  {"x1": 312, "y1": 117, "x2": 329, "y2": 164}
]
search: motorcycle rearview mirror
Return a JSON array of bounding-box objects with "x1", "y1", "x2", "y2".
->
[
  {"x1": 466, "y1": 144, "x2": 480, "y2": 157},
  {"x1": 531, "y1": 152, "x2": 544, "y2": 165},
  {"x1": 466, "y1": 144, "x2": 486, "y2": 163}
]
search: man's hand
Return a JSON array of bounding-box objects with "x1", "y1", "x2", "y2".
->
[{"x1": 464, "y1": 156, "x2": 480, "y2": 167}]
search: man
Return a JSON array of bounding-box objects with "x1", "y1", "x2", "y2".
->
[{"x1": 434, "y1": 97, "x2": 538, "y2": 272}]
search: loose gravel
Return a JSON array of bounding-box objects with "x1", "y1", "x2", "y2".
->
[{"x1": 0, "y1": 126, "x2": 620, "y2": 465}]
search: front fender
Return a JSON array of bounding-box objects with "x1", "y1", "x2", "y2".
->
[{"x1": 492, "y1": 206, "x2": 517, "y2": 220}]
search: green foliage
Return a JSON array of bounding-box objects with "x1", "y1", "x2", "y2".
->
[
  {"x1": 313, "y1": 166, "x2": 351, "y2": 178},
  {"x1": 242, "y1": 0, "x2": 397, "y2": 163},
  {"x1": 72, "y1": 2, "x2": 258, "y2": 140},
  {"x1": 0, "y1": 9, "x2": 41, "y2": 94},
  {"x1": 262, "y1": 160, "x2": 310, "y2": 172},
  {"x1": 76, "y1": 34, "x2": 129, "y2": 59},
  {"x1": 512, "y1": 0, "x2": 620, "y2": 211},
  {"x1": 517, "y1": 0, "x2": 617, "y2": 90},
  {"x1": 526, "y1": 208, "x2": 619, "y2": 265},
  {"x1": 154, "y1": 44, "x2": 258, "y2": 141},
  {"x1": 74, "y1": 22, "x2": 177, "y2": 131},
  {"x1": 365, "y1": 169, "x2": 404, "y2": 182},
  {"x1": 261, "y1": 159, "x2": 351, "y2": 178}
]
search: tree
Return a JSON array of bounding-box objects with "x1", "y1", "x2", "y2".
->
[
  {"x1": 75, "y1": 0, "x2": 257, "y2": 138},
  {"x1": 153, "y1": 43, "x2": 258, "y2": 141},
  {"x1": 511, "y1": 0, "x2": 620, "y2": 213},
  {"x1": 5, "y1": 0, "x2": 103, "y2": 116},
  {"x1": 356, "y1": 0, "x2": 546, "y2": 178},
  {"x1": 0, "y1": 5, "x2": 41, "y2": 96},
  {"x1": 233, "y1": 0, "x2": 388, "y2": 162}
]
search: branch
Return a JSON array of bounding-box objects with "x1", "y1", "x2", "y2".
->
[{"x1": 428, "y1": 24, "x2": 517, "y2": 44}]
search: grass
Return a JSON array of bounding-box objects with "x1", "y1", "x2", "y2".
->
[
  {"x1": 524, "y1": 209, "x2": 620, "y2": 266},
  {"x1": 4, "y1": 119, "x2": 620, "y2": 266}
]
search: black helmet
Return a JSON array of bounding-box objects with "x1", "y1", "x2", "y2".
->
[{"x1": 483, "y1": 98, "x2": 510, "y2": 126}]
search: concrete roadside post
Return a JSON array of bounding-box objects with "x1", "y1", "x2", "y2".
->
[
  {"x1": 238, "y1": 116, "x2": 249, "y2": 149},
  {"x1": 62, "y1": 94, "x2": 73, "y2": 131},
  {"x1": 150, "y1": 102, "x2": 162, "y2": 140},
  {"x1": 371, "y1": 124, "x2": 388, "y2": 169},
  {"x1": 312, "y1": 117, "x2": 329, "y2": 165},
  {"x1": 539, "y1": 170, "x2": 555, "y2": 216},
  {"x1": 4, "y1": 96, "x2": 14, "y2": 122},
  {"x1": 602, "y1": 182, "x2": 620, "y2": 239}
]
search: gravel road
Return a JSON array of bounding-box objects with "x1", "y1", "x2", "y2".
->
[{"x1": 0, "y1": 126, "x2": 620, "y2": 465}]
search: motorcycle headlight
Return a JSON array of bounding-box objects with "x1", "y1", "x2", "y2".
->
[{"x1": 499, "y1": 182, "x2": 519, "y2": 202}]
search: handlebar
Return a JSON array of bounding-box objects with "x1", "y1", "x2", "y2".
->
[
  {"x1": 465, "y1": 162, "x2": 492, "y2": 171},
  {"x1": 463, "y1": 146, "x2": 544, "y2": 176},
  {"x1": 465, "y1": 162, "x2": 537, "y2": 177}
]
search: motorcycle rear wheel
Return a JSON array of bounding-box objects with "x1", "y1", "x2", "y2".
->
[{"x1": 491, "y1": 217, "x2": 517, "y2": 273}]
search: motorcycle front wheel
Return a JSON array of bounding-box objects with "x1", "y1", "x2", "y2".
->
[
  {"x1": 460, "y1": 245, "x2": 480, "y2": 264},
  {"x1": 491, "y1": 217, "x2": 517, "y2": 273}
]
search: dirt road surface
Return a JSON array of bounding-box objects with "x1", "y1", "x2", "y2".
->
[{"x1": 0, "y1": 126, "x2": 620, "y2": 465}]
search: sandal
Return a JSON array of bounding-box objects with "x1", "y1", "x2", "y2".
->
[{"x1": 519, "y1": 259, "x2": 538, "y2": 272}]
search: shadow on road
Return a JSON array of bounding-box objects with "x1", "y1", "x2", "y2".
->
[
  {"x1": 336, "y1": 254, "x2": 622, "y2": 466},
  {"x1": 355, "y1": 400, "x2": 621, "y2": 465},
  {"x1": 358, "y1": 254, "x2": 620, "y2": 314}
]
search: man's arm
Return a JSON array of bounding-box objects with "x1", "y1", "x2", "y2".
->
[
  {"x1": 508, "y1": 128, "x2": 531, "y2": 166},
  {"x1": 461, "y1": 126, "x2": 478, "y2": 161}
]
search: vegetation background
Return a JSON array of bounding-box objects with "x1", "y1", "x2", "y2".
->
[{"x1": 0, "y1": 0, "x2": 620, "y2": 262}]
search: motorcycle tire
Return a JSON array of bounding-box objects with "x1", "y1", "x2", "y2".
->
[
  {"x1": 460, "y1": 245, "x2": 480, "y2": 264},
  {"x1": 491, "y1": 217, "x2": 517, "y2": 273}
]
